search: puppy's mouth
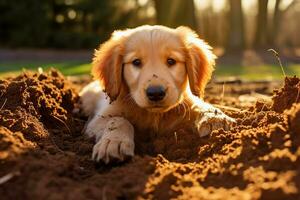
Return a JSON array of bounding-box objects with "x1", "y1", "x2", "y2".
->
[
  {"x1": 132, "y1": 92, "x2": 180, "y2": 113},
  {"x1": 147, "y1": 107, "x2": 169, "y2": 112},
  {"x1": 145, "y1": 104, "x2": 174, "y2": 113}
]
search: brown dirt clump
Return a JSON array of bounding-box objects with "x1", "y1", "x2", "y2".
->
[
  {"x1": 1, "y1": 71, "x2": 300, "y2": 200},
  {"x1": 272, "y1": 76, "x2": 300, "y2": 112},
  {"x1": 0, "y1": 127, "x2": 35, "y2": 161},
  {"x1": 0, "y1": 70, "x2": 79, "y2": 143}
]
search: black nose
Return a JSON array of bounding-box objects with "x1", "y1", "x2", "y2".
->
[{"x1": 146, "y1": 85, "x2": 166, "y2": 101}]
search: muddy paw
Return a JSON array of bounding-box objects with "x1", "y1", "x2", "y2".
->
[
  {"x1": 92, "y1": 137, "x2": 134, "y2": 163},
  {"x1": 92, "y1": 119, "x2": 135, "y2": 163},
  {"x1": 195, "y1": 110, "x2": 236, "y2": 137}
]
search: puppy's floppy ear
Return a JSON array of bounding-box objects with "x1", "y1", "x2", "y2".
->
[
  {"x1": 177, "y1": 26, "x2": 216, "y2": 97},
  {"x1": 92, "y1": 30, "x2": 129, "y2": 101}
]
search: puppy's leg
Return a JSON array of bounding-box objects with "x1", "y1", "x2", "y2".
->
[
  {"x1": 193, "y1": 101, "x2": 236, "y2": 137},
  {"x1": 85, "y1": 115, "x2": 134, "y2": 163},
  {"x1": 79, "y1": 81, "x2": 103, "y2": 116}
]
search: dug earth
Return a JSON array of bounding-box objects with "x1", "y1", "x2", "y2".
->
[{"x1": 0, "y1": 70, "x2": 300, "y2": 199}]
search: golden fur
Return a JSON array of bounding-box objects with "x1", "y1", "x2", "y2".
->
[{"x1": 80, "y1": 25, "x2": 235, "y2": 163}]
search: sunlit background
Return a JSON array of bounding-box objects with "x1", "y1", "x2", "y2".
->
[{"x1": 0, "y1": 0, "x2": 299, "y2": 80}]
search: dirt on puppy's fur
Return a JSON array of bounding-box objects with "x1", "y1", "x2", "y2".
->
[{"x1": 0, "y1": 70, "x2": 300, "y2": 200}]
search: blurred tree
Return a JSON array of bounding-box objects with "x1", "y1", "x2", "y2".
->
[
  {"x1": 269, "y1": 0, "x2": 282, "y2": 45},
  {"x1": 0, "y1": 0, "x2": 51, "y2": 47},
  {"x1": 254, "y1": 0, "x2": 268, "y2": 48},
  {"x1": 0, "y1": 0, "x2": 152, "y2": 49},
  {"x1": 200, "y1": 2, "x2": 214, "y2": 44},
  {"x1": 227, "y1": 0, "x2": 244, "y2": 50},
  {"x1": 0, "y1": 0, "x2": 299, "y2": 49},
  {"x1": 154, "y1": 0, "x2": 196, "y2": 29},
  {"x1": 269, "y1": 0, "x2": 298, "y2": 47}
]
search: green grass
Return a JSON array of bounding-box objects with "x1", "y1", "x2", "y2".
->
[
  {"x1": 214, "y1": 64, "x2": 300, "y2": 80},
  {"x1": 0, "y1": 61, "x2": 92, "y2": 78},
  {"x1": 0, "y1": 61, "x2": 299, "y2": 80}
]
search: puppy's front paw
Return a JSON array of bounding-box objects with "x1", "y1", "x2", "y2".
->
[
  {"x1": 92, "y1": 118, "x2": 135, "y2": 163},
  {"x1": 92, "y1": 136, "x2": 134, "y2": 163},
  {"x1": 195, "y1": 110, "x2": 236, "y2": 137}
]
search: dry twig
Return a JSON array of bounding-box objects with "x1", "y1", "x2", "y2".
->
[
  {"x1": 268, "y1": 49, "x2": 286, "y2": 77},
  {"x1": 0, "y1": 98, "x2": 7, "y2": 111},
  {"x1": 52, "y1": 115, "x2": 71, "y2": 134},
  {"x1": 213, "y1": 104, "x2": 243, "y2": 113},
  {"x1": 174, "y1": 132, "x2": 178, "y2": 144},
  {"x1": 221, "y1": 81, "x2": 226, "y2": 104},
  {"x1": 0, "y1": 171, "x2": 20, "y2": 185}
]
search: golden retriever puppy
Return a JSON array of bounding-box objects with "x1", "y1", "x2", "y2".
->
[{"x1": 80, "y1": 25, "x2": 235, "y2": 163}]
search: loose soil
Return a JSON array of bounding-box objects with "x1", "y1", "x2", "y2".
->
[{"x1": 0, "y1": 70, "x2": 300, "y2": 200}]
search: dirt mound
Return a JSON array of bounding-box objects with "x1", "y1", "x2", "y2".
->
[
  {"x1": 272, "y1": 76, "x2": 300, "y2": 112},
  {"x1": 0, "y1": 70, "x2": 78, "y2": 141},
  {"x1": 136, "y1": 87, "x2": 300, "y2": 199},
  {"x1": 0, "y1": 71, "x2": 300, "y2": 200}
]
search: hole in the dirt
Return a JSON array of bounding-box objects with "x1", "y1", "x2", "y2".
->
[
  {"x1": 152, "y1": 173, "x2": 180, "y2": 199},
  {"x1": 201, "y1": 173, "x2": 249, "y2": 189},
  {"x1": 134, "y1": 128, "x2": 214, "y2": 163}
]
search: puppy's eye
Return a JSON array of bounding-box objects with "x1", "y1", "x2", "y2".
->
[
  {"x1": 132, "y1": 59, "x2": 142, "y2": 67},
  {"x1": 167, "y1": 58, "x2": 176, "y2": 66}
]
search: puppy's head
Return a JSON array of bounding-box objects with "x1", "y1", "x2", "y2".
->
[{"x1": 92, "y1": 25, "x2": 216, "y2": 112}]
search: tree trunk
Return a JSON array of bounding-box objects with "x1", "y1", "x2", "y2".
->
[
  {"x1": 254, "y1": 0, "x2": 269, "y2": 48},
  {"x1": 269, "y1": 0, "x2": 281, "y2": 46},
  {"x1": 154, "y1": 0, "x2": 196, "y2": 29},
  {"x1": 227, "y1": 0, "x2": 245, "y2": 50}
]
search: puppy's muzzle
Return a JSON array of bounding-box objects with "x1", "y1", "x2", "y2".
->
[{"x1": 146, "y1": 85, "x2": 166, "y2": 101}]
